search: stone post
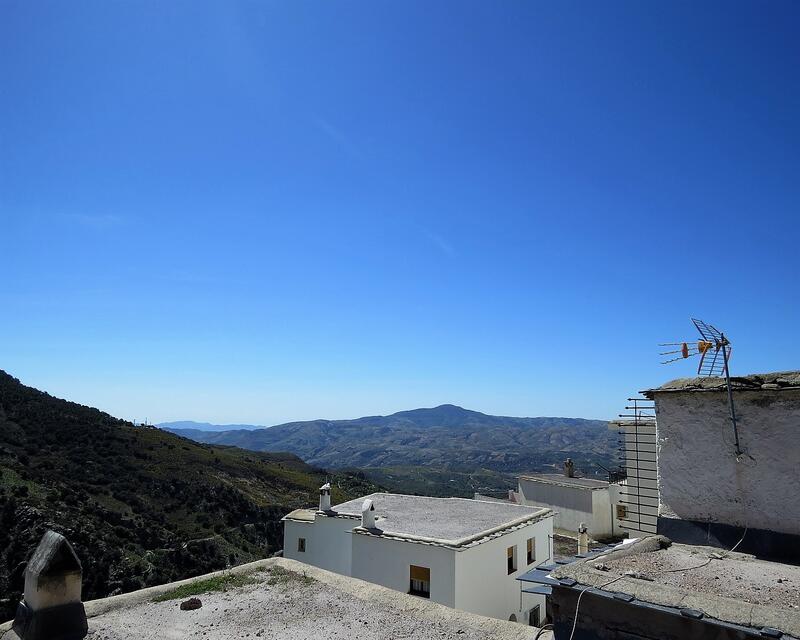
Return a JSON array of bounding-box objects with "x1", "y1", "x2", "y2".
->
[{"x1": 12, "y1": 530, "x2": 88, "y2": 640}]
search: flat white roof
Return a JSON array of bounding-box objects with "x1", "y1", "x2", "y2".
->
[
  {"x1": 328, "y1": 493, "x2": 551, "y2": 547},
  {"x1": 518, "y1": 473, "x2": 609, "y2": 490}
]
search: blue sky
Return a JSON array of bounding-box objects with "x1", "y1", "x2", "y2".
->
[{"x1": 2, "y1": 1, "x2": 798, "y2": 424}]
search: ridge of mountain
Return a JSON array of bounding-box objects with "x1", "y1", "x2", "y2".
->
[
  {"x1": 157, "y1": 420, "x2": 266, "y2": 432},
  {"x1": 163, "y1": 404, "x2": 615, "y2": 473}
]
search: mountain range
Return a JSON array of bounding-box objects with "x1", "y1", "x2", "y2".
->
[
  {"x1": 158, "y1": 420, "x2": 265, "y2": 432},
  {"x1": 0, "y1": 371, "x2": 377, "y2": 620},
  {"x1": 163, "y1": 404, "x2": 616, "y2": 474}
]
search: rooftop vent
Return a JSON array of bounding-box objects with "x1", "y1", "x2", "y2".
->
[
  {"x1": 361, "y1": 498, "x2": 376, "y2": 529},
  {"x1": 319, "y1": 482, "x2": 332, "y2": 512},
  {"x1": 13, "y1": 530, "x2": 88, "y2": 640}
]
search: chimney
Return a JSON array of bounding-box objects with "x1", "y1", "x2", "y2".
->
[
  {"x1": 13, "y1": 530, "x2": 88, "y2": 640},
  {"x1": 577, "y1": 522, "x2": 589, "y2": 555},
  {"x1": 564, "y1": 458, "x2": 575, "y2": 478},
  {"x1": 361, "y1": 498, "x2": 376, "y2": 529},
  {"x1": 319, "y1": 482, "x2": 332, "y2": 512}
]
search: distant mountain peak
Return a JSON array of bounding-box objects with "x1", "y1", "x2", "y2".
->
[{"x1": 162, "y1": 404, "x2": 614, "y2": 474}]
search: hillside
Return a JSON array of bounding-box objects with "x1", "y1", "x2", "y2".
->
[
  {"x1": 356, "y1": 466, "x2": 518, "y2": 498},
  {"x1": 0, "y1": 371, "x2": 377, "y2": 621},
  {"x1": 164, "y1": 404, "x2": 615, "y2": 474}
]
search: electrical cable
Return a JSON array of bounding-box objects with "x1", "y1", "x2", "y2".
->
[
  {"x1": 566, "y1": 528, "x2": 748, "y2": 640},
  {"x1": 567, "y1": 575, "x2": 625, "y2": 640}
]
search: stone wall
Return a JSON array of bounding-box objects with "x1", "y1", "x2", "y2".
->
[{"x1": 653, "y1": 388, "x2": 800, "y2": 535}]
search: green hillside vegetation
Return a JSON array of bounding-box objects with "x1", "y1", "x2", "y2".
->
[
  {"x1": 0, "y1": 371, "x2": 378, "y2": 621},
  {"x1": 356, "y1": 466, "x2": 517, "y2": 498}
]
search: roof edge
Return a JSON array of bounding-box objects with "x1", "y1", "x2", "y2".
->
[
  {"x1": 350, "y1": 507, "x2": 553, "y2": 549},
  {"x1": 642, "y1": 371, "x2": 800, "y2": 398}
]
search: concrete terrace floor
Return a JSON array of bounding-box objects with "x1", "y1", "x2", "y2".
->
[
  {"x1": 552, "y1": 537, "x2": 800, "y2": 637},
  {"x1": 2, "y1": 559, "x2": 545, "y2": 640},
  {"x1": 602, "y1": 543, "x2": 800, "y2": 609}
]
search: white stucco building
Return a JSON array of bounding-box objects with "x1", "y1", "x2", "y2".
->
[
  {"x1": 282, "y1": 486, "x2": 554, "y2": 626},
  {"x1": 512, "y1": 460, "x2": 623, "y2": 540}
]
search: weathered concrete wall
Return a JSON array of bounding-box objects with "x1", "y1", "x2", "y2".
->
[
  {"x1": 654, "y1": 388, "x2": 800, "y2": 535},
  {"x1": 549, "y1": 584, "x2": 764, "y2": 640}
]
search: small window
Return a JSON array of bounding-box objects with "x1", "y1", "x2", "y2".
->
[
  {"x1": 616, "y1": 505, "x2": 628, "y2": 519},
  {"x1": 297, "y1": 537, "x2": 306, "y2": 553},
  {"x1": 529, "y1": 605, "x2": 541, "y2": 627},
  {"x1": 409, "y1": 565, "x2": 430, "y2": 598},
  {"x1": 526, "y1": 537, "x2": 536, "y2": 565},
  {"x1": 507, "y1": 545, "x2": 517, "y2": 574}
]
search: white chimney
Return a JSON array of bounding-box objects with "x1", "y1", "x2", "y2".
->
[
  {"x1": 319, "y1": 482, "x2": 332, "y2": 512},
  {"x1": 578, "y1": 522, "x2": 589, "y2": 554},
  {"x1": 361, "y1": 498, "x2": 376, "y2": 529}
]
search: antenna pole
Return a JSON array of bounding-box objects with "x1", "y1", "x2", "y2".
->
[{"x1": 721, "y1": 334, "x2": 742, "y2": 456}]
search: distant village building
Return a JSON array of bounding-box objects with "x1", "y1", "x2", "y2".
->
[
  {"x1": 282, "y1": 488, "x2": 554, "y2": 625},
  {"x1": 511, "y1": 459, "x2": 623, "y2": 540}
]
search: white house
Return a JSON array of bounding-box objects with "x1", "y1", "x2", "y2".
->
[
  {"x1": 283, "y1": 485, "x2": 554, "y2": 626},
  {"x1": 513, "y1": 460, "x2": 624, "y2": 539}
]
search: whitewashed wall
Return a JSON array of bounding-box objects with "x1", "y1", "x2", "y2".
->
[
  {"x1": 350, "y1": 534, "x2": 456, "y2": 607},
  {"x1": 590, "y1": 490, "x2": 613, "y2": 537},
  {"x1": 454, "y1": 517, "x2": 552, "y2": 622},
  {"x1": 606, "y1": 483, "x2": 625, "y2": 537},
  {"x1": 283, "y1": 515, "x2": 356, "y2": 576},
  {"x1": 517, "y1": 478, "x2": 612, "y2": 537},
  {"x1": 654, "y1": 389, "x2": 800, "y2": 535},
  {"x1": 612, "y1": 419, "x2": 659, "y2": 536},
  {"x1": 285, "y1": 509, "x2": 554, "y2": 625}
]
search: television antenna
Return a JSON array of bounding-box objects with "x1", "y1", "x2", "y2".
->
[{"x1": 660, "y1": 318, "x2": 741, "y2": 456}]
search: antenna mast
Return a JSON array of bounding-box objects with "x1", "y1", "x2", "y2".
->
[{"x1": 660, "y1": 318, "x2": 741, "y2": 456}]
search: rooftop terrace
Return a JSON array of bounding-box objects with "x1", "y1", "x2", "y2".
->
[
  {"x1": 518, "y1": 473, "x2": 609, "y2": 489},
  {"x1": 551, "y1": 536, "x2": 800, "y2": 638},
  {"x1": 1, "y1": 558, "x2": 542, "y2": 640},
  {"x1": 309, "y1": 493, "x2": 551, "y2": 547}
]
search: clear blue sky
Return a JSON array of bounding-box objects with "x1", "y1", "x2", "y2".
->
[{"x1": 2, "y1": 1, "x2": 798, "y2": 425}]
